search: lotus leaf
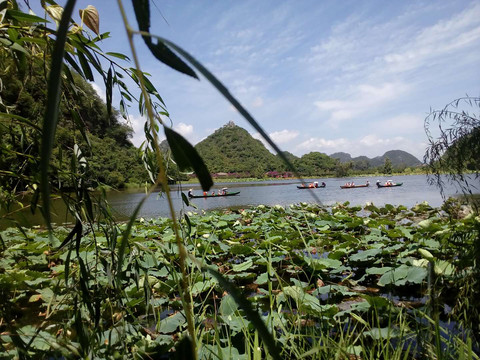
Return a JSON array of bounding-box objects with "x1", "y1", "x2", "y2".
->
[
  {"x1": 283, "y1": 285, "x2": 327, "y2": 314},
  {"x1": 158, "y1": 311, "x2": 186, "y2": 334},
  {"x1": 434, "y1": 260, "x2": 454, "y2": 276},
  {"x1": 420, "y1": 238, "x2": 440, "y2": 249},
  {"x1": 254, "y1": 272, "x2": 269, "y2": 285},
  {"x1": 349, "y1": 248, "x2": 382, "y2": 262},
  {"x1": 232, "y1": 259, "x2": 254, "y2": 272},
  {"x1": 363, "y1": 326, "x2": 402, "y2": 340},
  {"x1": 220, "y1": 294, "x2": 239, "y2": 316},
  {"x1": 316, "y1": 284, "x2": 357, "y2": 297},
  {"x1": 200, "y1": 344, "x2": 247, "y2": 359},
  {"x1": 191, "y1": 279, "x2": 216, "y2": 296},
  {"x1": 230, "y1": 244, "x2": 254, "y2": 255},
  {"x1": 378, "y1": 265, "x2": 427, "y2": 286},
  {"x1": 306, "y1": 257, "x2": 342, "y2": 270}
]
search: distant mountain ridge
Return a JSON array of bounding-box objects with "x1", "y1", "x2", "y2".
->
[
  {"x1": 330, "y1": 150, "x2": 422, "y2": 167},
  {"x1": 177, "y1": 122, "x2": 423, "y2": 176}
]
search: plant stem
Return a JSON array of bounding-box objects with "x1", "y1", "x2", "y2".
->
[{"x1": 115, "y1": 1, "x2": 197, "y2": 357}]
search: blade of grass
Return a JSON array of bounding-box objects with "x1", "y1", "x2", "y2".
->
[
  {"x1": 40, "y1": 0, "x2": 77, "y2": 229},
  {"x1": 206, "y1": 266, "x2": 283, "y2": 359}
]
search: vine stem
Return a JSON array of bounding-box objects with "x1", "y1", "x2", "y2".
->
[{"x1": 115, "y1": 1, "x2": 197, "y2": 356}]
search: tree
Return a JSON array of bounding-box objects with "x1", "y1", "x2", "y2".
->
[
  {"x1": 383, "y1": 157, "x2": 393, "y2": 175},
  {"x1": 424, "y1": 95, "x2": 480, "y2": 342},
  {"x1": 335, "y1": 161, "x2": 352, "y2": 177},
  {"x1": 424, "y1": 96, "x2": 480, "y2": 199},
  {"x1": 296, "y1": 152, "x2": 337, "y2": 176}
]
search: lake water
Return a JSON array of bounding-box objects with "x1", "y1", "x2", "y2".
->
[
  {"x1": 1, "y1": 174, "x2": 477, "y2": 228},
  {"x1": 107, "y1": 174, "x2": 479, "y2": 220}
]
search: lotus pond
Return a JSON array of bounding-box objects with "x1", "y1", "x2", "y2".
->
[{"x1": 0, "y1": 201, "x2": 479, "y2": 359}]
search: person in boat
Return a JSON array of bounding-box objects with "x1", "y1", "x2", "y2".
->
[
  {"x1": 366, "y1": 180, "x2": 370, "y2": 186},
  {"x1": 376, "y1": 180, "x2": 380, "y2": 187},
  {"x1": 314, "y1": 181, "x2": 319, "y2": 188},
  {"x1": 222, "y1": 187, "x2": 228, "y2": 195},
  {"x1": 308, "y1": 183, "x2": 314, "y2": 188},
  {"x1": 188, "y1": 189, "x2": 193, "y2": 198},
  {"x1": 321, "y1": 182, "x2": 326, "y2": 187},
  {"x1": 203, "y1": 191, "x2": 207, "y2": 196},
  {"x1": 211, "y1": 191, "x2": 215, "y2": 196}
]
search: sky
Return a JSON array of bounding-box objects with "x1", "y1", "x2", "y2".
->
[{"x1": 41, "y1": 1, "x2": 480, "y2": 160}]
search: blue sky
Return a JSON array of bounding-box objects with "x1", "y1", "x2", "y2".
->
[{"x1": 43, "y1": 1, "x2": 480, "y2": 160}]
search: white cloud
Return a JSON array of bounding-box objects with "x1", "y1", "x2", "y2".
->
[
  {"x1": 90, "y1": 82, "x2": 106, "y2": 102},
  {"x1": 296, "y1": 137, "x2": 350, "y2": 154},
  {"x1": 314, "y1": 82, "x2": 410, "y2": 124},
  {"x1": 270, "y1": 129, "x2": 299, "y2": 144},
  {"x1": 359, "y1": 134, "x2": 405, "y2": 147},
  {"x1": 126, "y1": 117, "x2": 197, "y2": 149},
  {"x1": 375, "y1": 114, "x2": 424, "y2": 133},
  {"x1": 174, "y1": 122, "x2": 194, "y2": 138},
  {"x1": 126, "y1": 115, "x2": 147, "y2": 148},
  {"x1": 252, "y1": 97, "x2": 264, "y2": 108},
  {"x1": 383, "y1": 4, "x2": 480, "y2": 74},
  {"x1": 252, "y1": 129, "x2": 299, "y2": 152}
]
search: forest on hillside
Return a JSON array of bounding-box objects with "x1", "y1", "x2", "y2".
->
[{"x1": 0, "y1": 56, "x2": 147, "y2": 192}]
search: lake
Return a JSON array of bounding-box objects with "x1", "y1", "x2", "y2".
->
[
  {"x1": 1, "y1": 174, "x2": 477, "y2": 228},
  {"x1": 107, "y1": 174, "x2": 478, "y2": 220}
]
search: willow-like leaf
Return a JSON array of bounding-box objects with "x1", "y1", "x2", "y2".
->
[
  {"x1": 40, "y1": 0, "x2": 76, "y2": 229},
  {"x1": 6, "y1": 9, "x2": 49, "y2": 23},
  {"x1": 64, "y1": 52, "x2": 85, "y2": 79},
  {"x1": 106, "y1": 67, "x2": 113, "y2": 115},
  {"x1": 77, "y1": 50, "x2": 94, "y2": 81},
  {"x1": 131, "y1": 0, "x2": 198, "y2": 79},
  {"x1": 116, "y1": 194, "x2": 149, "y2": 276},
  {"x1": 148, "y1": 36, "x2": 320, "y2": 203},
  {"x1": 106, "y1": 51, "x2": 130, "y2": 61},
  {"x1": 164, "y1": 127, "x2": 213, "y2": 191},
  {"x1": 207, "y1": 267, "x2": 282, "y2": 359},
  {"x1": 0, "y1": 113, "x2": 42, "y2": 132}
]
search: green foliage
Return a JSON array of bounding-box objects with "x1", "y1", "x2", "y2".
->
[
  {"x1": 1, "y1": 203, "x2": 479, "y2": 358},
  {"x1": 195, "y1": 122, "x2": 282, "y2": 174},
  {"x1": 424, "y1": 96, "x2": 480, "y2": 201},
  {"x1": 295, "y1": 151, "x2": 338, "y2": 176},
  {"x1": 383, "y1": 156, "x2": 393, "y2": 175}
]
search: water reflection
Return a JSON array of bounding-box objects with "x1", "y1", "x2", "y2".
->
[
  {"x1": 2, "y1": 174, "x2": 478, "y2": 228},
  {"x1": 108, "y1": 174, "x2": 478, "y2": 221}
]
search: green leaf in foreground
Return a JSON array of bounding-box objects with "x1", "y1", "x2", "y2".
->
[
  {"x1": 206, "y1": 267, "x2": 282, "y2": 360},
  {"x1": 40, "y1": 0, "x2": 76, "y2": 229},
  {"x1": 378, "y1": 265, "x2": 427, "y2": 287},
  {"x1": 164, "y1": 126, "x2": 213, "y2": 191},
  {"x1": 131, "y1": 0, "x2": 197, "y2": 79}
]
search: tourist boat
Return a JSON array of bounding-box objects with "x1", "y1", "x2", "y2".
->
[
  {"x1": 188, "y1": 190, "x2": 241, "y2": 198},
  {"x1": 297, "y1": 182, "x2": 326, "y2": 189},
  {"x1": 340, "y1": 181, "x2": 370, "y2": 189},
  {"x1": 376, "y1": 180, "x2": 403, "y2": 188}
]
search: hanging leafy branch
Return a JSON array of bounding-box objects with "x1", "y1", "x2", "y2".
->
[{"x1": 424, "y1": 96, "x2": 480, "y2": 200}]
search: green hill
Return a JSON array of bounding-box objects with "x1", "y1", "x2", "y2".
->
[
  {"x1": 331, "y1": 150, "x2": 421, "y2": 168},
  {"x1": 195, "y1": 122, "x2": 281, "y2": 176},
  {"x1": 370, "y1": 150, "x2": 422, "y2": 167}
]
